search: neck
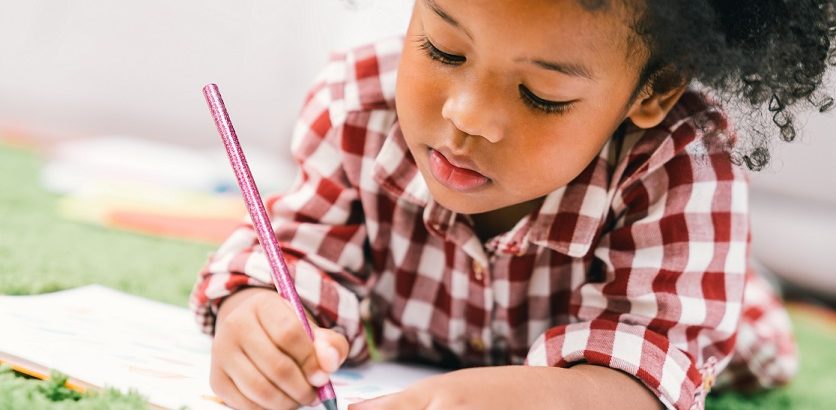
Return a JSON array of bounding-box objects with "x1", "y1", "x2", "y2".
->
[{"x1": 469, "y1": 198, "x2": 543, "y2": 243}]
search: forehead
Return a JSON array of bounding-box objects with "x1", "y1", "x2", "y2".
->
[{"x1": 422, "y1": 0, "x2": 641, "y2": 71}]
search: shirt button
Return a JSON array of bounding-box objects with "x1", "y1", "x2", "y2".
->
[
  {"x1": 359, "y1": 297, "x2": 371, "y2": 321},
  {"x1": 471, "y1": 260, "x2": 485, "y2": 280},
  {"x1": 468, "y1": 337, "x2": 486, "y2": 352}
]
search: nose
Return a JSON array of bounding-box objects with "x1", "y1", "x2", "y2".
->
[{"x1": 441, "y1": 80, "x2": 506, "y2": 144}]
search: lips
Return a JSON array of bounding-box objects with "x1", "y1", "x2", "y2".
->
[{"x1": 428, "y1": 148, "x2": 490, "y2": 192}]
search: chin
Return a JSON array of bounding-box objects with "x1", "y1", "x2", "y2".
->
[{"x1": 426, "y1": 184, "x2": 505, "y2": 215}]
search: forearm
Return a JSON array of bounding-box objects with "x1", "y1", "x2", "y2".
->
[
  {"x1": 350, "y1": 364, "x2": 663, "y2": 409},
  {"x1": 511, "y1": 365, "x2": 661, "y2": 409},
  {"x1": 566, "y1": 365, "x2": 662, "y2": 410}
]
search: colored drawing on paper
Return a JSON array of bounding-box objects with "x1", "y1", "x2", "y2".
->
[
  {"x1": 334, "y1": 369, "x2": 363, "y2": 380},
  {"x1": 128, "y1": 365, "x2": 188, "y2": 379},
  {"x1": 152, "y1": 355, "x2": 192, "y2": 367}
]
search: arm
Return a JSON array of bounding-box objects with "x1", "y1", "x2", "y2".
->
[
  {"x1": 189, "y1": 52, "x2": 372, "y2": 363},
  {"x1": 350, "y1": 364, "x2": 660, "y2": 410},
  {"x1": 524, "y1": 133, "x2": 749, "y2": 409}
]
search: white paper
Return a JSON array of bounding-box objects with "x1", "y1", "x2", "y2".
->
[{"x1": 0, "y1": 285, "x2": 441, "y2": 410}]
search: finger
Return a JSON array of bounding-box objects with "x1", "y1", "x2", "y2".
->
[
  {"x1": 209, "y1": 366, "x2": 264, "y2": 410},
  {"x1": 224, "y1": 349, "x2": 297, "y2": 410},
  {"x1": 296, "y1": 327, "x2": 350, "y2": 387},
  {"x1": 257, "y1": 298, "x2": 318, "y2": 362},
  {"x1": 239, "y1": 328, "x2": 318, "y2": 406},
  {"x1": 312, "y1": 327, "x2": 350, "y2": 373},
  {"x1": 255, "y1": 299, "x2": 329, "y2": 387}
]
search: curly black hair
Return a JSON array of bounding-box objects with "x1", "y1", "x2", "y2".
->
[{"x1": 584, "y1": 0, "x2": 836, "y2": 170}]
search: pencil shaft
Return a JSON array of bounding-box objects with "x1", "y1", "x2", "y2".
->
[{"x1": 203, "y1": 83, "x2": 337, "y2": 404}]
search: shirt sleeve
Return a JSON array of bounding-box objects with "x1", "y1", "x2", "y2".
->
[
  {"x1": 189, "y1": 54, "x2": 372, "y2": 363},
  {"x1": 525, "y1": 131, "x2": 748, "y2": 409}
]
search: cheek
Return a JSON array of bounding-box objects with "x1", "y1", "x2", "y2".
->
[
  {"x1": 495, "y1": 119, "x2": 610, "y2": 196},
  {"x1": 497, "y1": 141, "x2": 572, "y2": 196},
  {"x1": 396, "y1": 53, "x2": 446, "y2": 131}
]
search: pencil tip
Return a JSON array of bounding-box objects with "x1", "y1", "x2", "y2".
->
[{"x1": 322, "y1": 398, "x2": 338, "y2": 410}]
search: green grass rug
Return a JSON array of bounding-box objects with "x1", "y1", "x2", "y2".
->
[
  {"x1": 2, "y1": 143, "x2": 835, "y2": 409},
  {"x1": 0, "y1": 365, "x2": 148, "y2": 410}
]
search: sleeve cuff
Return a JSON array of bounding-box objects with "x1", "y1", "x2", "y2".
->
[
  {"x1": 189, "y1": 271, "x2": 271, "y2": 336},
  {"x1": 524, "y1": 320, "x2": 711, "y2": 410},
  {"x1": 189, "y1": 256, "x2": 368, "y2": 363},
  {"x1": 290, "y1": 258, "x2": 368, "y2": 362}
]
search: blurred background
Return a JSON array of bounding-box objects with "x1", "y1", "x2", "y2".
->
[
  {"x1": 0, "y1": 1, "x2": 834, "y2": 408},
  {"x1": 0, "y1": 0, "x2": 411, "y2": 150}
]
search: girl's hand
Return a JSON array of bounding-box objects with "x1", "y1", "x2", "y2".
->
[
  {"x1": 347, "y1": 364, "x2": 661, "y2": 410},
  {"x1": 210, "y1": 287, "x2": 349, "y2": 410}
]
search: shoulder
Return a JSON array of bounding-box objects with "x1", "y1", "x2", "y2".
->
[
  {"x1": 613, "y1": 86, "x2": 742, "y2": 188},
  {"x1": 607, "y1": 86, "x2": 748, "y2": 219},
  {"x1": 291, "y1": 36, "x2": 405, "y2": 183},
  {"x1": 315, "y1": 35, "x2": 403, "y2": 118}
]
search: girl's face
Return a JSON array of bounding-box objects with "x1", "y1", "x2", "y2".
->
[{"x1": 396, "y1": 0, "x2": 655, "y2": 215}]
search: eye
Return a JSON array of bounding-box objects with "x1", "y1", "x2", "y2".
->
[
  {"x1": 518, "y1": 85, "x2": 575, "y2": 115},
  {"x1": 417, "y1": 36, "x2": 465, "y2": 66}
]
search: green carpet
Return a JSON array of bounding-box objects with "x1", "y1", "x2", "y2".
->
[
  {"x1": 0, "y1": 144, "x2": 215, "y2": 305},
  {"x1": 1, "y1": 143, "x2": 834, "y2": 409}
]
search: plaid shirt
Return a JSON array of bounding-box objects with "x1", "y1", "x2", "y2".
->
[{"x1": 190, "y1": 36, "x2": 797, "y2": 410}]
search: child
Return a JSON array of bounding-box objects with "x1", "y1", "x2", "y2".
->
[{"x1": 191, "y1": 1, "x2": 834, "y2": 409}]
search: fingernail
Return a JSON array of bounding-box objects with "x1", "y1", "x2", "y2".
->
[{"x1": 308, "y1": 370, "x2": 329, "y2": 387}]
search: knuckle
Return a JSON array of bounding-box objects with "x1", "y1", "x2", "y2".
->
[
  {"x1": 270, "y1": 359, "x2": 314, "y2": 406},
  {"x1": 275, "y1": 321, "x2": 302, "y2": 345},
  {"x1": 272, "y1": 357, "x2": 296, "y2": 381},
  {"x1": 299, "y1": 349, "x2": 318, "y2": 372},
  {"x1": 249, "y1": 378, "x2": 277, "y2": 405},
  {"x1": 302, "y1": 388, "x2": 317, "y2": 406}
]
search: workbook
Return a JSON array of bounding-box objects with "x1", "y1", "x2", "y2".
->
[{"x1": 0, "y1": 285, "x2": 442, "y2": 409}]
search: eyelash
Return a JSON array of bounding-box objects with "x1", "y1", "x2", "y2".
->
[
  {"x1": 416, "y1": 36, "x2": 575, "y2": 115},
  {"x1": 518, "y1": 85, "x2": 574, "y2": 115},
  {"x1": 417, "y1": 36, "x2": 465, "y2": 65}
]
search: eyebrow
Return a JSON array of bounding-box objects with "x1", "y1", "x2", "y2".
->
[
  {"x1": 424, "y1": 0, "x2": 473, "y2": 40},
  {"x1": 520, "y1": 58, "x2": 596, "y2": 81},
  {"x1": 424, "y1": 0, "x2": 595, "y2": 81}
]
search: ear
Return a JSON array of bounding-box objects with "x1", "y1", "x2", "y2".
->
[{"x1": 625, "y1": 82, "x2": 688, "y2": 129}]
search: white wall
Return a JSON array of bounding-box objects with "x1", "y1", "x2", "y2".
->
[{"x1": 0, "y1": 0, "x2": 413, "y2": 156}]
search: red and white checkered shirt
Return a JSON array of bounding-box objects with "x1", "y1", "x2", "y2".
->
[{"x1": 190, "y1": 36, "x2": 797, "y2": 410}]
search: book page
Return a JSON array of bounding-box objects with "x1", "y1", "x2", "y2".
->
[{"x1": 0, "y1": 285, "x2": 441, "y2": 409}]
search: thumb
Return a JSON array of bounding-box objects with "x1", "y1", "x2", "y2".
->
[{"x1": 312, "y1": 327, "x2": 350, "y2": 374}]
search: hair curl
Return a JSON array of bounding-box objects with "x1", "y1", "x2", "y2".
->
[{"x1": 585, "y1": 0, "x2": 836, "y2": 170}]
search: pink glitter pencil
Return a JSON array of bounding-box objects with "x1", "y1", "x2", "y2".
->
[{"x1": 203, "y1": 83, "x2": 338, "y2": 410}]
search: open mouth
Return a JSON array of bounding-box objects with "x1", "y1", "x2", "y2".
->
[{"x1": 427, "y1": 148, "x2": 490, "y2": 192}]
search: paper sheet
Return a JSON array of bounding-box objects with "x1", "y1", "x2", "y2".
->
[{"x1": 0, "y1": 285, "x2": 441, "y2": 409}]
